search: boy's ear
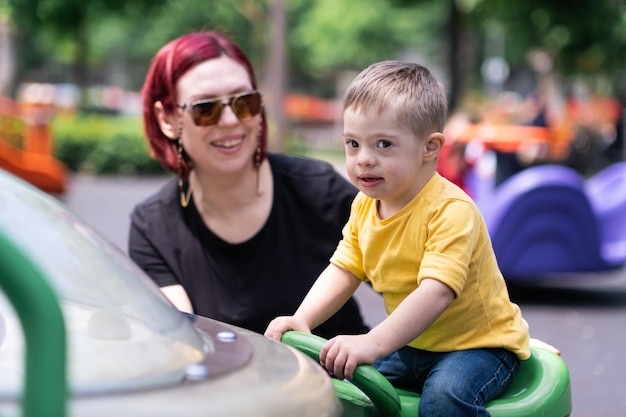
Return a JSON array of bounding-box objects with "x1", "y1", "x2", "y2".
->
[
  {"x1": 423, "y1": 132, "x2": 445, "y2": 161},
  {"x1": 154, "y1": 101, "x2": 180, "y2": 140}
]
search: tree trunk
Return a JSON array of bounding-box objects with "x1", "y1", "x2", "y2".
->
[
  {"x1": 0, "y1": 20, "x2": 16, "y2": 97},
  {"x1": 265, "y1": 0, "x2": 287, "y2": 152},
  {"x1": 447, "y1": 0, "x2": 472, "y2": 113},
  {"x1": 73, "y1": 15, "x2": 90, "y2": 90}
]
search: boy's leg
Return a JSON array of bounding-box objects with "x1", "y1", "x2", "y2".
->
[
  {"x1": 374, "y1": 346, "x2": 440, "y2": 390},
  {"x1": 419, "y1": 348, "x2": 519, "y2": 417}
]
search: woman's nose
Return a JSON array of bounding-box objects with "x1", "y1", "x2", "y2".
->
[{"x1": 217, "y1": 102, "x2": 239, "y2": 126}]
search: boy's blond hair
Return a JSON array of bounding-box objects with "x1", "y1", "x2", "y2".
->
[{"x1": 343, "y1": 60, "x2": 448, "y2": 138}]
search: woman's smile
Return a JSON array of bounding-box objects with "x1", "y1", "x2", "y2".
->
[{"x1": 211, "y1": 136, "x2": 245, "y2": 149}]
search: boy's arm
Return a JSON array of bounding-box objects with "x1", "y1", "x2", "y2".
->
[
  {"x1": 320, "y1": 278, "x2": 454, "y2": 380},
  {"x1": 369, "y1": 278, "x2": 454, "y2": 354},
  {"x1": 264, "y1": 263, "x2": 361, "y2": 341}
]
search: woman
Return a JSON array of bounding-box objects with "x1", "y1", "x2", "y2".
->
[{"x1": 129, "y1": 31, "x2": 367, "y2": 337}]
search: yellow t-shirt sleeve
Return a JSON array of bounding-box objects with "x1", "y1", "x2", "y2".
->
[
  {"x1": 331, "y1": 193, "x2": 367, "y2": 281},
  {"x1": 418, "y1": 199, "x2": 481, "y2": 297}
]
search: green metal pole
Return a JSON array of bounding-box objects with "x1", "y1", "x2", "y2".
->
[{"x1": 0, "y1": 232, "x2": 67, "y2": 417}]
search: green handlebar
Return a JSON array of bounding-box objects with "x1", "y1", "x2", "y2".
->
[
  {"x1": 281, "y1": 331, "x2": 401, "y2": 417},
  {"x1": 0, "y1": 232, "x2": 67, "y2": 417}
]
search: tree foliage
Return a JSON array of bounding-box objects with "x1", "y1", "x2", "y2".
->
[
  {"x1": 287, "y1": 0, "x2": 446, "y2": 89},
  {"x1": 4, "y1": 0, "x2": 626, "y2": 102},
  {"x1": 5, "y1": 0, "x2": 167, "y2": 87},
  {"x1": 471, "y1": 0, "x2": 626, "y2": 76}
]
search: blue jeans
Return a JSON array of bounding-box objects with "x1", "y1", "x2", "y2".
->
[{"x1": 374, "y1": 346, "x2": 520, "y2": 417}]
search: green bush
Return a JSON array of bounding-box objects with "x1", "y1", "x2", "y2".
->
[
  {"x1": 50, "y1": 113, "x2": 344, "y2": 176},
  {"x1": 52, "y1": 114, "x2": 166, "y2": 175}
]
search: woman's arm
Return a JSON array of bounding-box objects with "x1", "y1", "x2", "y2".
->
[
  {"x1": 161, "y1": 284, "x2": 193, "y2": 313},
  {"x1": 129, "y1": 205, "x2": 194, "y2": 313}
]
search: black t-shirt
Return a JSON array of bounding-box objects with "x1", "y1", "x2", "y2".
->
[{"x1": 129, "y1": 153, "x2": 368, "y2": 337}]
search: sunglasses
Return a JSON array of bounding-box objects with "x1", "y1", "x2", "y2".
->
[{"x1": 178, "y1": 90, "x2": 263, "y2": 126}]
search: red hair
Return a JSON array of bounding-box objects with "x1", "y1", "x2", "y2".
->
[{"x1": 141, "y1": 31, "x2": 267, "y2": 177}]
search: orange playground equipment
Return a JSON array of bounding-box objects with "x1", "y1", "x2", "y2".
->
[{"x1": 0, "y1": 96, "x2": 67, "y2": 194}]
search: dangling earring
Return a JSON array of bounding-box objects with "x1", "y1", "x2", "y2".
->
[
  {"x1": 254, "y1": 140, "x2": 262, "y2": 196},
  {"x1": 177, "y1": 129, "x2": 192, "y2": 207}
]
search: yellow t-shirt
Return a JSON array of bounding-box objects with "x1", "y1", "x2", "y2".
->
[{"x1": 330, "y1": 173, "x2": 530, "y2": 359}]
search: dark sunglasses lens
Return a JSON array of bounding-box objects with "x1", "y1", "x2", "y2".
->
[
  {"x1": 190, "y1": 92, "x2": 261, "y2": 126},
  {"x1": 192, "y1": 101, "x2": 223, "y2": 126},
  {"x1": 232, "y1": 92, "x2": 262, "y2": 120}
]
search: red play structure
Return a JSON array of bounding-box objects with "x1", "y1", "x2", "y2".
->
[{"x1": 0, "y1": 95, "x2": 67, "y2": 194}]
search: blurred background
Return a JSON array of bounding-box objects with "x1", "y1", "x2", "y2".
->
[
  {"x1": 0, "y1": 0, "x2": 625, "y2": 182},
  {"x1": 2, "y1": 2, "x2": 626, "y2": 416}
]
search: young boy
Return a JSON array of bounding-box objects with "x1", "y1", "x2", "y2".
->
[{"x1": 265, "y1": 61, "x2": 530, "y2": 417}]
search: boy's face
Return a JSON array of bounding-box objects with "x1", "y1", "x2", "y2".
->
[{"x1": 342, "y1": 106, "x2": 442, "y2": 216}]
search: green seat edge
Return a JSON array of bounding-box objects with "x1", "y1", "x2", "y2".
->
[
  {"x1": 282, "y1": 331, "x2": 572, "y2": 417},
  {"x1": 336, "y1": 346, "x2": 572, "y2": 417},
  {"x1": 487, "y1": 347, "x2": 572, "y2": 417},
  {"x1": 281, "y1": 331, "x2": 401, "y2": 417}
]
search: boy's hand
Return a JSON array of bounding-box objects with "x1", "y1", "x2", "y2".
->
[
  {"x1": 264, "y1": 316, "x2": 311, "y2": 342},
  {"x1": 320, "y1": 334, "x2": 381, "y2": 380}
]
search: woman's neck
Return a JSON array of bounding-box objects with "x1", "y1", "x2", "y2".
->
[
  {"x1": 192, "y1": 160, "x2": 265, "y2": 202},
  {"x1": 189, "y1": 160, "x2": 274, "y2": 243}
]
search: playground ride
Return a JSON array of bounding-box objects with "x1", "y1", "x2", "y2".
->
[
  {"x1": 0, "y1": 168, "x2": 340, "y2": 417},
  {"x1": 473, "y1": 162, "x2": 626, "y2": 280},
  {"x1": 437, "y1": 97, "x2": 626, "y2": 281},
  {"x1": 0, "y1": 94, "x2": 67, "y2": 194},
  {"x1": 282, "y1": 331, "x2": 572, "y2": 417}
]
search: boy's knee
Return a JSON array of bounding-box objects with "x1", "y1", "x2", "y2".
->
[
  {"x1": 422, "y1": 375, "x2": 471, "y2": 403},
  {"x1": 420, "y1": 377, "x2": 489, "y2": 417}
]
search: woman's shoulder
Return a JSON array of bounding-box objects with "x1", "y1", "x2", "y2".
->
[
  {"x1": 268, "y1": 153, "x2": 356, "y2": 199},
  {"x1": 268, "y1": 153, "x2": 357, "y2": 217},
  {"x1": 131, "y1": 178, "x2": 179, "y2": 220}
]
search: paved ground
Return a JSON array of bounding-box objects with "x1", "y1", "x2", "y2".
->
[{"x1": 61, "y1": 173, "x2": 626, "y2": 417}]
